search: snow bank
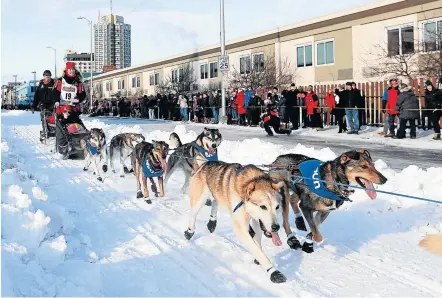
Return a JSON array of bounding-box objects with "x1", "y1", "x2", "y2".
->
[{"x1": 1, "y1": 110, "x2": 27, "y2": 116}]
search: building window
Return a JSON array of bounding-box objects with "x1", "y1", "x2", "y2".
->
[
  {"x1": 240, "y1": 56, "x2": 251, "y2": 74},
  {"x1": 387, "y1": 26, "x2": 414, "y2": 56},
  {"x1": 422, "y1": 19, "x2": 442, "y2": 52},
  {"x1": 200, "y1": 64, "x2": 208, "y2": 80},
  {"x1": 132, "y1": 76, "x2": 140, "y2": 88},
  {"x1": 118, "y1": 80, "x2": 124, "y2": 90},
  {"x1": 172, "y1": 69, "x2": 178, "y2": 83},
  {"x1": 154, "y1": 73, "x2": 159, "y2": 85},
  {"x1": 252, "y1": 53, "x2": 265, "y2": 72},
  {"x1": 106, "y1": 81, "x2": 112, "y2": 91},
  {"x1": 316, "y1": 40, "x2": 334, "y2": 66},
  {"x1": 209, "y1": 62, "x2": 218, "y2": 78},
  {"x1": 296, "y1": 45, "x2": 313, "y2": 67},
  {"x1": 149, "y1": 74, "x2": 155, "y2": 86}
]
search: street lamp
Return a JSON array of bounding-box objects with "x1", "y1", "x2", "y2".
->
[
  {"x1": 77, "y1": 16, "x2": 94, "y2": 112},
  {"x1": 220, "y1": 0, "x2": 227, "y2": 123},
  {"x1": 46, "y1": 46, "x2": 57, "y2": 78}
]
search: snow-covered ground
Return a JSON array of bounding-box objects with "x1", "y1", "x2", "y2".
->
[{"x1": 2, "y1": 110, "x2": 442, "y2": 296}]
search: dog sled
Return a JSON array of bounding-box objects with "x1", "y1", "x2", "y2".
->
[
  {"x1": 39, "y1": 109, "x2": 57, "y2": 144},
  {"x1": 54, "y1": 106, "x2": 89, "y2": 160}
]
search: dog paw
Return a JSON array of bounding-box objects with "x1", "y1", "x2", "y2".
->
[
  {"x1": 83, "y1": 167, "x2": 88, "y2": 171},
  {"x1": 97, "y1": 176, "x2": 103, "y2": 182},
  {"x1": 295, "y1": 217, "x2": 307, "y2": 231},
  {"x1": 93, "y1": 172, "x2": 96, "y2": 175},
  {"x1": 102, "y1": 165, "x2": 108, "y2": 172},
  {"x1": 184, "y1": 229, "x2": 194, "y2": 240},
  {"x1": 301, "y1": 241, "x2": 314, "y2": 253},
  {"x1": 145, "y1": 198, "x2": 152, "y2": 204},
  {"x1": 112, "y1": 170, "x2": 116, "y2": 174},
  {"x1": 159, "y1": 192, "x2": 165, "y2": 197},
  {"x1": 270, "y1": 271, "x2": 287, "y2": 283},
  {"x1": 207, "y1": 219, "x2": 217, "y2": 233},
  {"x1": 123, "y1": 166, "x2": 130, "y2": 174},
  {"x1": 254, "y1": 259, "x2": 260, "y2": 265},
  {"x1": 120, "y1": 174, "x2": 125, "y2": 178},
  {"x1": 205, "y1": 199, "x2": 212, "y2": 207},
  {"x1": 287, "y1": 236, "x2": 302, "y2": 250},
  {"x1": 136, "y1": 191, "x2": 143, "y2": 199}
]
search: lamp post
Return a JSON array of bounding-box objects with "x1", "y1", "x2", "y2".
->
[
  {"x1": 13, "y1": 75, "x2": 17, "y2": 106},
  {"x1": 220, "y1": 0, "x2": 227, "y2": 123},
  {"x1": 31, "y1": 71, "x2": 36, "y2": 106},
  {"x1": 46, "y1": 46, "x2": 57, "y2": 78},
  {"x1": 78, "y1": 16, "x2": 94, "y2": 112}
]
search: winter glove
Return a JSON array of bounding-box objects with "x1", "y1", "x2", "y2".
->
[{"x1": 55, "y1": 102, "x2": 60, "y2": 108}]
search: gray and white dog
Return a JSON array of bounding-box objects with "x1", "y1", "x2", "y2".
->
[
  {"x1": 164, "y1": 127, "x2": 222, "y2": 194},
  {"x1": 108, "y1": 132, "x2": 145, "y2": 177},
  {"x1": 80, "y1": 128, "x2": 108, "y2": 182}
]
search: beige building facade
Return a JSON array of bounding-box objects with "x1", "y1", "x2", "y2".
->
[{"x1": 89, "y1": 0, "x2": 442, "y2": 99}]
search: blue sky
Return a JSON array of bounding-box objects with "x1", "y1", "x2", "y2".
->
[{"x1": 1, "y1": 0, "x2": 378, "y2": 85}]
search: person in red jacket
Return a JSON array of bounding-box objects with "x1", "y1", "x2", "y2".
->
[
  {"x1": 324, "y1": 89, "x2": 336, "y2": 127},
  {"x1": 385, "y1": 79, "x2": 400, "y2": 137},
  {"x1": 235, "y1": 89, "x2": 247, "y2": 125},
  {"x1": 52, "y1": 62, "x2": 87, "y2": 159}
]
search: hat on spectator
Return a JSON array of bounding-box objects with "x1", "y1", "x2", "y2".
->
[
  {"x1": 345, "y1": 82, "x2": 352, "y2": 86},
  {"x1": 399, "y1": 83, "x2": 411, "y2": 92},
  {"x1": 290, "y1": 83, "x2": 296, "y2": 87},
  {"x1": 425, "y1": 80, "x2": 433, "y2": 87}
]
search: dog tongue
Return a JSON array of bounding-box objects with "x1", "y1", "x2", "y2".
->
[
  {"x1": 271, "y1": 232, "x2": 282, "y2": 246},
  {"x1": 160, "y1": 158, "x2": 168, "y2": 175},
  {"x1": 208, "y1": 147, "x2": 215, "y2": 155},
  {"x1": 363, "y1": 179, "x2": 376, "y2": 200}
]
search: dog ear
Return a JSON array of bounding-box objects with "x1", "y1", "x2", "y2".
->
[
  {"x1": 246, "y1": 181, "x2": 256, "y2": 198},
  {"x1": 152, "y1": 140, "x2": 158, "y2": 146},
  {"x1": 341, "y1": 151, "x2": 360, "y2": 163},
  {"x1": 271, "y1": 181, "x2": 285, "y2": 190},
  {"x1": 357, "y1": 149, "x2": 371, "y2": 160}
]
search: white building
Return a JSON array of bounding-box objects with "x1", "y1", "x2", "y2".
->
[
  {"x1": 64, "y1": 50, "x2": 94, "y2": 74},
  {"x1": 94, "y1": 14, "x2": 131, "y2": 72}
]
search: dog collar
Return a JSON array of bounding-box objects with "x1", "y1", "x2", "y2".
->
[
  {"x1": 192, "y1": 141, "x2": 218, "y2": 161},
  {"x1": 233, "y1": 201, "x2": 244, "y2": 213},
  {"x1": 87, "y1": 140, "x2": 99, "y2": 155}
]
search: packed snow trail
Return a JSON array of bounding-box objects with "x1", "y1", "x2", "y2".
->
[{"x1": 2, "y1": 111, "x2": 442, "y2": 297}]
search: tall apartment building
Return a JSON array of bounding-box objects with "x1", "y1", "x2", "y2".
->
[
  {"x1": 64, "y1": 50, "x2": 94, "y2": 74},
  {"x1": 94, "y1": 14, "x2": 131, "y2": 72}
]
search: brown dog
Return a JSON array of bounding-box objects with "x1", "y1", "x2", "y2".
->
[
  {"x1": 131, "y1": 141, "x2": 169, "y2": 204},
  {"x1": 269, "y1": 149, "x2": 387, "y2": 253}
]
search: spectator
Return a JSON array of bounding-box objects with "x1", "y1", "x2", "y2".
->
[
  {"x1": 352, "y1": 82, "x2": 366, "y2": 128},
  {"x1": 141, "y1": 95, "x2": 148, "y2": 118},
  {"x1": 306, "y1": 87, "x2": 323, "y2": 130},
  {"x1": 342, "y1": 82, "x2": 362, "y2": 134},
  {"x1": 394, "y1": 83, "x2": 419, "y2": 139},
  {"x1": 431, "y1": 78, "x2": 442, "y2": 140},
  {"x1": 261, "y1": 103, "x2": 291, "y2": 136},
  {"x1": 178, "y1": 94, "x2": 188, "y2": 122},
  {"x1": 423, "y1": 80, "x2": 435, "y2": 130},
  {"x1": 324, "y1": 89, "x2": 336, "y2": 127},
  {"x1": 334, "y1": 84, "x2": 347, "y2": 133},
  {"x1": 385, "y1": 79, "x2": 400, "y2": 137},
  {"x1": 235, "y1": 88, "x2": 247, "y2": 126},
  {"x1": 147, "y1": 95, "x2": 156, "y2": 119},
  {"x1": 284, "y1": 83, "x2": 300, "y2": 130},
  {"x1": 212, "y1": 90, "x2": 219, "y2": 124},
  {"x1": 381, "y1": 78, "x2": 400, "y2": 137}
]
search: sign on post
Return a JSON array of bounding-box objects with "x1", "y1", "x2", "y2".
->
[{"x1": 219, "y1": 55, "x2": 229, "y2": 72}]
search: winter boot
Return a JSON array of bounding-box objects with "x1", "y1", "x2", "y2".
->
[{"x1": 433, "y1": 133, "x2": 441, "y2": 140}]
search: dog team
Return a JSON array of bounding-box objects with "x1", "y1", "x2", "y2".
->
[{"x1": 77, "y1": 125, "x2": 389, "y2": 283}]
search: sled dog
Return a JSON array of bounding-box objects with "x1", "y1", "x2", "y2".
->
[
  {"x1": 80, "y1": 128, "x2": 108, "y2": 182},
  {"x1": 108, "y1": 133, "x2": 145, "y2": 177}
]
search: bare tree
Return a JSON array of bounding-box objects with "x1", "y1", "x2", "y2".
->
[
  {"x1": 228, "y1": 54, "x2": 296, "y2": 90},
  {"x1": 156, "y1": 63, "x2": 196, "y2": 94},
  {"x1": 362, "y1": 22, "x2": 442, "y2": 82}
]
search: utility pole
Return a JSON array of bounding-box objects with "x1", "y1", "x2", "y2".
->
[
  {"x1": 46, "y1": 46, "x2": 57, "y2": 78},
  {"x1": 78, "y1": 16, "x2": 94, "y2": 112},
  {"x1": 220, "y1": 0, "x2": 227, "y2": 123}
]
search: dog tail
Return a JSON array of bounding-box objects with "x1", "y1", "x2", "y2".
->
[
  {"x1": 419, "y1": 234, "x2": 442, "y2": 256},
  {"x1": 169, "y1": 132, "x2": 182, "y2": 149}
]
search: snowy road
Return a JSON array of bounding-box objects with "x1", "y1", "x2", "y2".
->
[
  {"x1": 89, "y1": 116, "x2": 442, "y2": 170},
  {"x1": 2, "y1": 111, "x2": 442, "y2": 297}
]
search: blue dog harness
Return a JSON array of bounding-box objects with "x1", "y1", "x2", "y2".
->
[
  {"x1": 142, "y1": 157, "x2": 164, "y2": 178},
  {"x1": 87, "y1": 141, "x2": 99, "y2": 156},
  {"x1": 294, "y1": 160, "x2": 344, "y2": 202},
  {"x1": 192, "y1": 141, "x2": 218, "y2": 161}
]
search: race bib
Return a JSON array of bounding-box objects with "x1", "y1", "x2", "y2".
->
[{"x1": 60, "y1": 78, "x2": 77, "y2": 105}]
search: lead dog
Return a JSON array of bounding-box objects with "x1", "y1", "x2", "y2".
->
[
  {"x1": 165, "y1": 128, "x2": 222, "y2": 207},
  {"x1": 269, "y1": 149, "x2": 387, "y2": 253},
  {"x1": 80, "y1": 128, "x2": 108, "y2": 182},
  {"x1": 131, "y1": 140, "x2": 169, "y2": 204},
  {"x1": 108, "y1": 133, "x2": 145, "y2": 177},
  {"x1": 184, "y1": 161, "x2": 287, "y2": 283}
]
